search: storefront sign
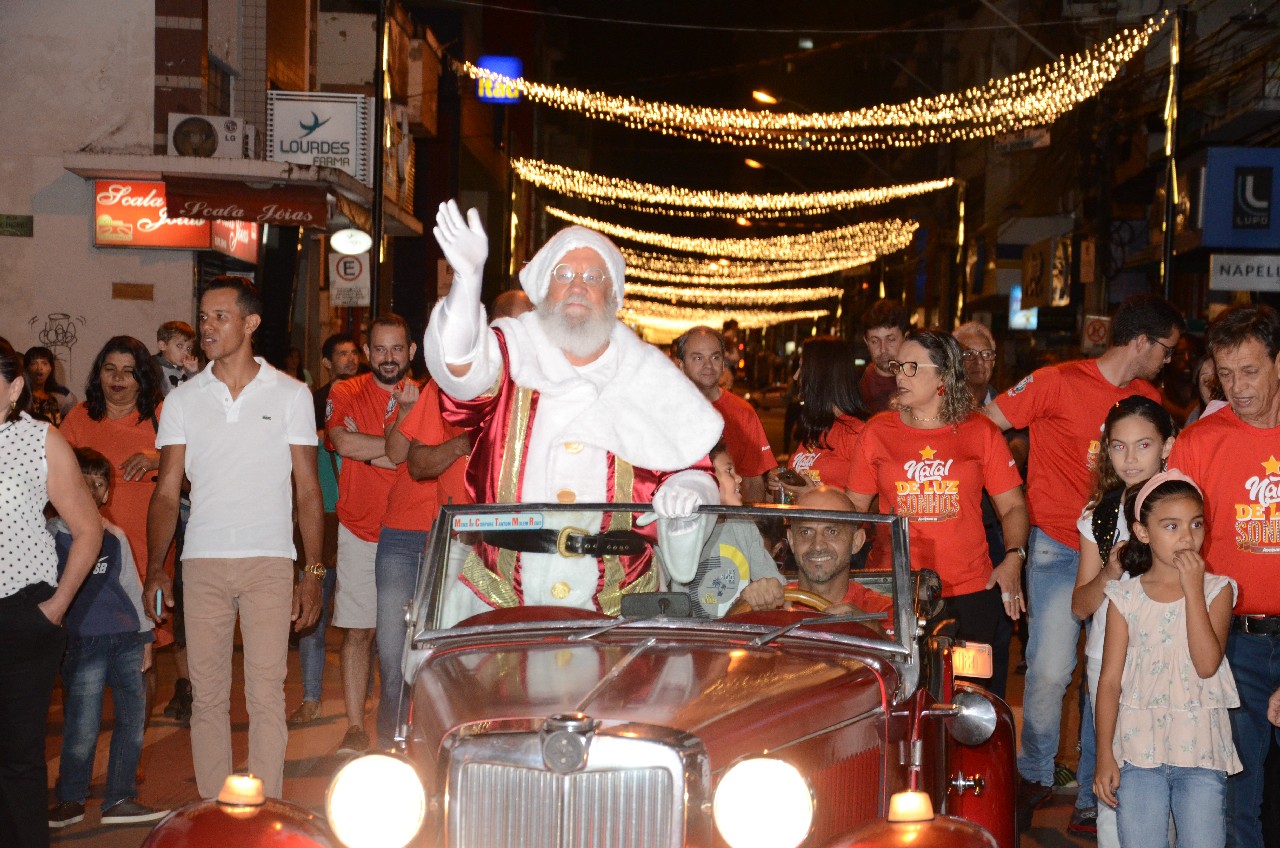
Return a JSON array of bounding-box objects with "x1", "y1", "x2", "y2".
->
[
  {"x1": 476, "y1": 55, "x2": 522, "y2": 104},
  {"x1": 267, "y1": 91, "x2": 370, "y2": 185},
  {"x1": 994, "y1": 127, "x2": 1050, "y2": 153},
  {"x1": 329, "y1": 251, "x2": 370, "y2": 307},
  {"x1": 1020, "y1": 236, "x2": 1071, "y2": 310},
  {"x1": 1202, "y1": 148, "x2": 1280, "y2": 249},
  {"x1": 210, "y1": 220, "x2": 260, "y2": 264},
  {"x1": 93, "y1": 181, "x2": 210, "y2": 249},
  {"x1": 165, "y1": 178, "x2": 327, "y2": 227},
  {"x1": 1210, "y1": 253, "x2": 1280, "y2": 292}
]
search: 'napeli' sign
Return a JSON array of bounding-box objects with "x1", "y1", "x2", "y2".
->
[{"x1": 1210, "y1": 253, "x2": 1280, "y2": 292}]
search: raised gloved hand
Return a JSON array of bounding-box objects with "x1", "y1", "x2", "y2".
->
[{"x1": 432, "y1": 200, "x2": 488, "y2": 301}]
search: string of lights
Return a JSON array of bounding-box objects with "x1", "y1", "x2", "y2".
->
[
  {"x1": 620, "y1": 302, "x2": 831, "y2": 337},
  {"x1": 512, "y1": 157, "x2": 954, "y2": 217},
  {"x1": 622, "y1": 249, "x2": 873, "y2": 285},
  {"x1": 547, "y1": 207, "x2": 919, "y2": 260},
  {"x1": 457, "y1": 13, "x2": 1166, "y2": 150},
  {"x1": 625, "y1": 282, "x2": 843, "y2": 306}
]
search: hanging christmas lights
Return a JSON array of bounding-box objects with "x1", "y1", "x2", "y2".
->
[
  {"x1": 622, "y1": 248, "x2": 871, "y2": 285},
  {"x1": 624, "y1": 282, "x2": 843, "y2": 305},
  {"x1": 621, "y1": 302, "x2": 831, "y2": 337},
  {"x1": 547, "y1": 207, "x2": 918, "y2": 260},
  {"x1": 512, "y1": 157, "x2": 954, "y2": 217},
  {"x1": 456, "y1": 13, "x2": 1166, "y2": 150}
]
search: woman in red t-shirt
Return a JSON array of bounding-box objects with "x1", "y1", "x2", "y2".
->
[
  {"x1": 848, "y1": 331, "x2": 1029, "y2": 648},
  {"x1": 770, "y1": 336, "x2": 868, "y2": 500}
]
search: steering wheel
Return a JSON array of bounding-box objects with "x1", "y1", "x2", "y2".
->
[{"x1": 726, "y1": 588, "x2": 832, "y2": 616}]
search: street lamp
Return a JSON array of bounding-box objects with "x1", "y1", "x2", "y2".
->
[{"x1": 751, "y1": 90, "x2": 779, "y2": 106}]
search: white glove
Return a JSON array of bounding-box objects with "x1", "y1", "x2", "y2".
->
[
  {"x1": 432, "y1": 200, "x2": 488, "y2": 301},
  {"x1": 652, "y1": 483, "x2": 705, "y2": 521}
]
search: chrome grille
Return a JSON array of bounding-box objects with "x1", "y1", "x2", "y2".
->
[{"x1": 453, "y1": 762, "x2": 673, "y2": 848}]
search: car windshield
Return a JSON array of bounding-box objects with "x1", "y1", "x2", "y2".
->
[{"x1": 409, "y1": 503, "x2": 916, "y2": 653}]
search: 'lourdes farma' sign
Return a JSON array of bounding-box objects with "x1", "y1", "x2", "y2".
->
[{"x1": 476, "y1": 55, "x2": 522, "y2": 104}]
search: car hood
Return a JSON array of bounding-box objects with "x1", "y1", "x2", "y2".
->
[{"x1": 409, "y1": 632, "x2": 892, "y2": 766}]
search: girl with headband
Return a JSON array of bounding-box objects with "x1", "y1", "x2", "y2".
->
[
  {"x1": 1069, "y1": 396, "x2": 1175, "y2": 844},
  {"x1": 1093, "y1": 470, "x2": 1240, "y2": 848}
]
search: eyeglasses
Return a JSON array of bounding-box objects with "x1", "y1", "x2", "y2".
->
[
  {"x1": 1148, "y1": 336, "x2": 1175, "y2": 362},
  {"x1": 960, "y1": 349, "x2": 996, "y2": 362},
  {"x1": 551, "y1": 264, "x2": 609, "y2": 287},
  {"x1": 887, "y1": 360, "x2": 943, "y2": 377}
]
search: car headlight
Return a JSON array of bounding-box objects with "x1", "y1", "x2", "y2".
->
[
  {"x1": 325, "y1": 753, "x2": 426, "y2": 848},
  {"x1": 713, "y1": 757, "x2": 814, "y2": 848}
]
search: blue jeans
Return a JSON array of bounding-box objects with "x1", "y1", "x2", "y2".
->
[
  {"x1": 1225, "y1": 631, "x2": 1280, "y2": 848},
  {"x1": 56, "y1": 631, "x2": 149, "y2": 808},
  {"x1": 1017, "y1": 526, "x2": 1084, "y2": 786},
  {"x1": 297, "y1": 566, "x2": 336, "y2": 703},
  {"x1": 1117, "y1": 763, "x2": 1226, "y2": 848},
  {"x1": 374, "y1": 527, "x2": 429, "y2": 747}
]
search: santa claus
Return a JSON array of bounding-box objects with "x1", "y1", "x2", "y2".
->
[{"x1": 424, "y1": 200, "x2": 723, "y2": 622}]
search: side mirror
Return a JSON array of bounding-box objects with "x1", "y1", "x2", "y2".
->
[{"x1": 947, "y1": 689, "x2": 998, "y2": 746}]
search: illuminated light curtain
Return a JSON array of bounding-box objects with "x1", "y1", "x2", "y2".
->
[
  {"x1": 457, "y1": 13, "x2": 1167, "y2": 150},
  {"x1": 620, "y1": 302, "x2": 831, "y2": 340},
  {"x1": 625, "y1": 282, "x2": 842, "y2": 305},
  {"x1": 622, "y1": 249, "x2": 872, "y2": 285},
  {"x1": 513, "y1": 157, "x2": 954, "y2": 218},
  {"x1": 547, "y1": 207, "x2": 918, "y2": 260}
]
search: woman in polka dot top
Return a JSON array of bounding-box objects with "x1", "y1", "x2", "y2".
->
[{"x1": 0, "y1": 352, "x2": 103, "y2": 848}]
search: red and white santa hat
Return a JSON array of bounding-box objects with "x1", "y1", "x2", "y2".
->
[{"x1": 517, "y1": 225, "x2": 626, "y2": 307}]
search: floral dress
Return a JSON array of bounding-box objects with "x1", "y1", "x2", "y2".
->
[{"x1": 1104, "y1": 574, "x2": 1242, "y2": 773}]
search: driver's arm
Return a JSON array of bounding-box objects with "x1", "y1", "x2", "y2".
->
[{"x1": 739, "y1": 578, "x2": 785, "y2": 610}]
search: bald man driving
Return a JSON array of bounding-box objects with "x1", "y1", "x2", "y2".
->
[{"x1": 738, "y1": 486, "x2": 893, "y2": 616}]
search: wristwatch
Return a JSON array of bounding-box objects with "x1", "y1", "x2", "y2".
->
[
  {"x1": 1006, "y1": 547, "x2": 1027, "y2": 564},
  {"x1": 302, "y1": 562, "x2": 327, "y2": 580}
]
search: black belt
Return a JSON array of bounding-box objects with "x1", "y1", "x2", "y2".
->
[
  {"x1": 481, "y1": 528, "x2": 648, "y2": 558},
  {"x1": 1233, "y1": 615, "x2": 1280, "y2": 636}
]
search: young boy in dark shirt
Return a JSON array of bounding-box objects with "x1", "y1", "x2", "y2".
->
[{"x1": 47, "y1": 448, "x2": 168, "y2": 828}]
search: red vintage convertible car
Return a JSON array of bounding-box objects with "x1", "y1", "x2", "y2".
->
[{"x1": 147, "y1": 502, "x2": 1016, "y2": 848}]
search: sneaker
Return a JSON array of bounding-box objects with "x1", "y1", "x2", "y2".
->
[
  {"x1": 1068, "y1": 805, "x2": 1098, "y2": 839},
  {"x1": 100, "y1": 799, "x2": 170, "y2": 825},
  {"x1": 1053, "y1": 761, "x2": 1079, "y2": 793},
  {"x1": 287, "y1": 699, "x2": 322, "y2": 727},
  {"x1": 48, "y1": 801, "x2": 85, "y2": 828},
  {"x1": 336, "y1": 725, "x2": 370, "y2": 755}
]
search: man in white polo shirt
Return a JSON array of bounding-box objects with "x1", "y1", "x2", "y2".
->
[{"x1": 145, "y1": 276, "x2": 323, "y2": 801}]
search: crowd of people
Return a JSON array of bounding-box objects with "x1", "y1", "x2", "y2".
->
[{"x1": 3, "y1": 201, "x2": 1280, "y2": 848}]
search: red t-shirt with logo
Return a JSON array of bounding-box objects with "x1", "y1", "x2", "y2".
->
[
  {"x1": 849, "y1": 412, "x2": 1022, "y2": 596},
  {"x1": 712, "y1": 390, "x2": 777, "y2": 478},
  {"x1": 1168, "y1": 407, "x2": 1280, "y2": 614},
  {"x1": 326, "y1": 372, "x2": 397, "y2": 542},
  {"x1": 386, "y1": 381, "x2": 472, "y2": 532},
  {"x1": 789, "y1": 415, "x2": 864, "y2": 488},
  {"x1": 993, "y1": 359, "x2": 1159, "y2": 550}
]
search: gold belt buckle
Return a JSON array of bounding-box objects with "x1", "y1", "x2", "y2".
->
[{"x1": 557, "y1": 526, "x2": 589, "y2": 558}]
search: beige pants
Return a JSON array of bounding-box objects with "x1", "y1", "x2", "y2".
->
[{"x1": 183, "y1": 557, "x2": 293, "y2": 799}]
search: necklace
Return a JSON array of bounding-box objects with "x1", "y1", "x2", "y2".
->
[{"x1": 907, "y1": 408, "x2": 943, "y2": 424}]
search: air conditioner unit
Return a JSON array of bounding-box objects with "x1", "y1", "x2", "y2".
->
[{"x1": 167, "y1": 114, "x2": 246, "y2": 158}]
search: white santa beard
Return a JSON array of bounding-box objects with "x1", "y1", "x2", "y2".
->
[{"x1": 537, "y1": 297, "x2": 614, "y2": 360}]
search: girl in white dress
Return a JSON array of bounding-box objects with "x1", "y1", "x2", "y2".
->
[
  {"x1": 1094, "y1": 470, "x2": 1240, "y2": 848},
  {"x1": 1071, "y1": 396, "x2": 1175, "y2": 846}
]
